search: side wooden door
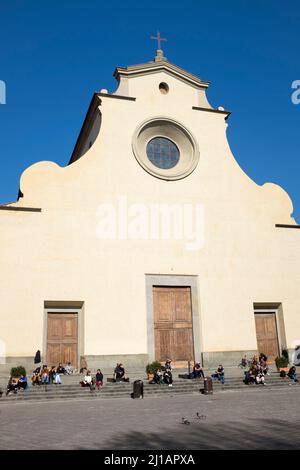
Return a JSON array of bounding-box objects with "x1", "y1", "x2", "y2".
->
[
  {"x1": 255, "y1": 313, "x2": 279, "y2": 362},
  {"x1": 47, "y1": 313, "x2": 78, "y2": 366}
]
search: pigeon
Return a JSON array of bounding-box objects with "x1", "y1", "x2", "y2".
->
[
  {"x1": 196, "y1": 412, "x2": 206, "y2": 420},
  {"x1": 181, "y1": 417, "x2": 190, "y2": 425}
]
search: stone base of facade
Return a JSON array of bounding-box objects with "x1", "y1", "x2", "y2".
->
[{"x1": 201, "y1": 350, "x2": 258, "y2": 368}]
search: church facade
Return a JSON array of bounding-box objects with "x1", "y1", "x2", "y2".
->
[{"x1": 1, "y1": 49, "x2": 300, "y2": 372}]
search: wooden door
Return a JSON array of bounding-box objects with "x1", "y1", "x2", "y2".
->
[
  {"x1": 47, "y1": 313, "x2": 78, "y2": 366},
  {"x1": 255, "y1": 313, "x2": 279, "y2": 362},
  {"x1": 153, "y1": 286, "x2": 194, "y2": 366}
]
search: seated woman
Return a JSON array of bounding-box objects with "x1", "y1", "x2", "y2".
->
[
  {"x1": 164, "y1": 359, "x2": 172, "y2": 372},
  {"x1": 80, "y1": 371, "x2": 92, "y2": 387},
  {"x1": 6, "y1": 376, "x2": 19, "y2": 396},
  {"x1": 193, "y1": 362, "x2": 205, "y2": 379},
  {"x1": 41, "y1": 365, "x2": 50, "y2": 385},
  {"x1": 163, "y1": 369, "x2": 173, "y2": 387},
  {"x1": 211, "y1": 365, "x2": 225, "y2": 384},
  {"x1": 287, "y1": 366, "x2": 298, "y2": 382},
  {"x1": 255, "y1": 368, "x2": 266, "y2": 385},
  {"x1": 32, "y1": 369, "x2": 42, "y2": 386},
  {"x1": 65, "y1": 362, "x2": 74, "y2": 375},
  {"x1": 152, "y1": 368, "x2": 164, "y2": 384},
  {"x1": 95, "y1": 369, "x2": 103, "y2": 389},
  {"x1": 244, "y1": 369, "x2": 255, "y2": 385},
  {"x1": 17, "y1": 374, "x2": 28, "y2": 390},
  {"x1": 113, "y1": 364, "x2": 129, "y2": 382}
]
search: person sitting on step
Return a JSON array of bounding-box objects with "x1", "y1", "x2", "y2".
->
[
  {"x1": 164, "y1": 359, "x2": 172, "y2": 372},
  {"x1": 95, "y1": 369, "x2": 103, "y2": 389},
  {"x1": 211, "y1": 365, "x2": 225, "y2": 384},
  {"x1": 6, "y1": 376, "x2": 19, "y2": 396},
  {"x1": 244, "y1": 369, "x2": 255, "y2": 385},
  {"x1": 259, "y1": 353, "x2": 269, "y2": 375},
  {"x1": 41, "y1": 365, "x2": 50, "y2": 385},
  {"x1": 65, "y1": 362, "x2": 74, "y2": 375},
  {"x1": 32, "y1": 369, "x2": 42, "y2": 386},
  {"x1": 80, "y1": 371, "x2": 92, "y2": 387},
  {"x1": 255, "y1": 367, "x2": 266, "y2": 385},
  {"x1": 152, "y1": 368, "x2": 164, "y2": 384},
  {"x1": 113, "y1": 363, "x2": 129, "y2": 382},
  {"x1": 163, "y1": 369, "x2": 173, "y2": 387},
  {"x1": 49, "y1": 366, "x2": 56, "y2": 384},
  {"x1": 193, "y1": 362, "x2": 205, "y2": 379},
  {"x1": 56, "y1": 363, "x2": 66, "y2": 375},
  {"x1": 17, "y1": 374, "x2": 28, "y2": 391},
  {"x1": 287, "y1": 366, "x2": 298, "y2": 382}
]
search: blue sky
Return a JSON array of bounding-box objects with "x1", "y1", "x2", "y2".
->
[{"x1": 0, "y1": 0, "x2": 299, "y2": 221}]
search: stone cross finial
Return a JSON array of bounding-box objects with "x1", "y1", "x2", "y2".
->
[
  {"x1": 151, "y1": 31, "x2": 167, "y2": 51},
  {"x1": 151, "y1": 31, "x2": 167, "y2": 61}
]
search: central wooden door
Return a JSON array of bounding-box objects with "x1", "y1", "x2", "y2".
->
[
  {"x1": 255, "y1": 313, "x2": 279, "y2": 362},
  {"x1": 47, "y1": 313, "x2": 78, "y2": 366},
  {"x1": 153, "y1": 286, "x2": 194, "y2": 366}
]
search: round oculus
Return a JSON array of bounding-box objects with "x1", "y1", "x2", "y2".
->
[{"x1": 146, "y1": 137, "x2": 180, "y2": 169}]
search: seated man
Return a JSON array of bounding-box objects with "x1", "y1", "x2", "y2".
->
[
  {"x1": 164, "y1": 359, "x2": 172, "y2": 372},
  {"x1": 56, "y1": 363, "x2": 66, "y2": 374},
  {"x1": 287, "y1": 366, "x2": 298, "y2": 382},
  {"x1": 113, "y1": 363, "x2": 129, "y2": 382},
  {"x1": 17, "y1": 374, "x2": 28, "y2": 390},
  {"x1": 80, "y1": 371, "x2": 92, "y2": 387},
  {"x1": 211, "y1": 365, "x2": 225, "y2": 384},
  {"x1": 193, "y1": 362, "x2": 205, "y2": 379},
  {"x1": 49, "y1": 366, "x2": 56, "y2": 384}
]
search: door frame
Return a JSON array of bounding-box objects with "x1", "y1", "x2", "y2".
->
[
  {"x1": 254, "y1": 308, "x2": 281, "y2": 359},
  {"x1": 145, "y1": 275, "x2": 202, "y2": 364},
  {"x1": 43, "y1": 305, "x2": 83, "y2": 370}
]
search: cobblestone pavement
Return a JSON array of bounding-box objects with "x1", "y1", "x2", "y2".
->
[{"x1": 0, "y1": 387, "x2": 299, "y2": 450}]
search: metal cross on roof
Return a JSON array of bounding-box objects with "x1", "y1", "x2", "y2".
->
[{"x1": 151, "y1": 31, "x2": 167, "y2": 51}]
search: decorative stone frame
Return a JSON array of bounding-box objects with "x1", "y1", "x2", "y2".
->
[
  {"x1": 145, "y1": 274, "x2": 202, "y2": 363},
  {"x1": 132, "y1": 117, "x2": 200, "y2": 180}
]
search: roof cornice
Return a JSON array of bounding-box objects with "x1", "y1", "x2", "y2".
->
[{"x1": 114, "y1": 59, "x2": 210, "y2": 89}]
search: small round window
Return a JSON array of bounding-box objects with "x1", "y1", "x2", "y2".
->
[{"x1": 146, "y1": 137, "x2": 180, "y2": 169}]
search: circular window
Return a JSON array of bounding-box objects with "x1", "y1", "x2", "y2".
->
[
  {"x1": 132, "y1": 117, "x2": 199, "y2": 181},
  {"x1": 146, "y1": 137, "x2": 179, "y2": 169},
  {"x1": 159, "y1": 82, "x2": 169, "y2": 94}
]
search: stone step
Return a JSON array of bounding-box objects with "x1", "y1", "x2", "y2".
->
[
  {"x1": 1, "y1": 383, "x2": 298, "y2": 404},
  {"x1": 1, "y1": 379, "x2": 298, "y2": 403}
]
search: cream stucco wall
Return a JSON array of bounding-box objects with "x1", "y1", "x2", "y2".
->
[{"x1": 0, "y1": 64, "x2": 299, "y2": 367}]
